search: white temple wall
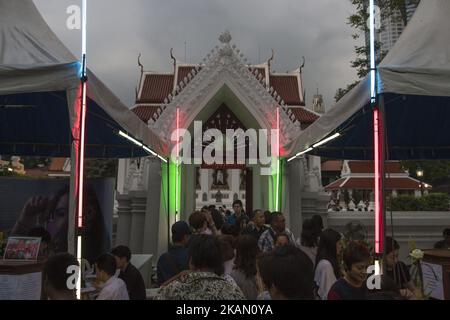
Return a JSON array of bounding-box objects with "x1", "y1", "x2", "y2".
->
[{"x1": 327, "y1": 211, "x2": 450, "y2": 263}]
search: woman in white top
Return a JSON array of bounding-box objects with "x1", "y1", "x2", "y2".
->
[{"x1": 314, "y1": 229, "x2": 342, "y2": 300}]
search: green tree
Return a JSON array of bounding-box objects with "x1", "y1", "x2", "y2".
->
[
  {"x1": 84, "y1": 159, "x2": 118, "y2": 178},
  {"x1": 335, "y1": 0, "x2": 420, "y2": 102},
  {"x1": 401, "y1": 160, "x2": 450, "y2": 187}
]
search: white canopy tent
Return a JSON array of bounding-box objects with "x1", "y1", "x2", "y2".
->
[
  {"x1": 288, "y1": 0, "x2": 450, "y2": 160},
  {"x1": 0, "y1": 0, "x2": 167, "y2": 255}
]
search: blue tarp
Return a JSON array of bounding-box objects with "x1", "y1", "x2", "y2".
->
[
  {"x1": 0, "y1": 91, "x2": 148, "y2": 158},
  {"x1": 309, "y1": 93, "x2": 450, "y2": 160}
]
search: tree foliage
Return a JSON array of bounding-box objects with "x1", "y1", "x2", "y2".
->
[
  {"x1": 335, "y1": 0, "x2": 420, "y2": 101},
  {"x1": 401, "y1": 160, "x2": 450, "y2": 187}
]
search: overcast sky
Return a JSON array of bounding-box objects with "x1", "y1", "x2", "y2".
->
[{"x1": 33, "y1": 0, "x2": 361, "y2": 110}]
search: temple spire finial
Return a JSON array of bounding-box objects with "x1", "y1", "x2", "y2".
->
[
  {"x1": 299, "y1": 56, "x2": 305, "y2": 73},
  {"x1": 268, "y1": 48, "x2": 275, "y2": 73},
  {"x1": 219, "y1": 30, "x2": 232, "y2": 44},
  {"x1": 137, "y1": 53, "x2": 144, "y2": 74}
]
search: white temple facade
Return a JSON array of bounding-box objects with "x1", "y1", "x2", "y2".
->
[{"x1": 115, "y1": 31, "x2": 328, "y2": 259}]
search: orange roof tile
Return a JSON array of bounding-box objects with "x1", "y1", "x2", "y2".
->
[
  {"x1": 348, "y1": 161, "x2": 405, "y2": 174},
  {"x1": 322, "y1": 160, "x2": 343, "y2": 172},
  {"x1": 290, "y1": 107, "x2": 319, "y2": 124},
  {"x1": 49, "y1": 158, "x2": 67, "y2": 172},
  {"x1": 270, "y1": 75, "x2": 303, "y2": 105},
  {"x1": 131, "y1": 105, "x2": 160, "y2": 123},
  {"x1": 324, "y1": 177, "x2": 425, "y2": 190},
  {"x1": 138, "y1": 74, "x2": 174, "y2": 104},
  {"x1": 177, "y1": 66, "x2": 196, "y2": 86}
]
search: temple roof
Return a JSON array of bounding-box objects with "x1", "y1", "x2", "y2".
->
[
  {"x1": 132, "y1": 44, "x2": 319, "y2": 128},
  {"x1": 324, "y1": 160, "x2": 432, "y2": 191},
  {"x1": 324, "y1": 177, "x2": 426, "y2": 190}
]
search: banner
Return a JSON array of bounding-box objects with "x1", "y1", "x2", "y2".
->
[{"x1": 0, "y1": 177, "x2": 114, "y2": 262}]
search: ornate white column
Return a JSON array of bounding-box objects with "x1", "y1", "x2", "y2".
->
[
  {"x1": 288, "y1": 159, "x2": 303, "y2": 238},
  {"x1": 116, "y1": 159, "x2": 127, "y2": 195},
  {"x1": 143, "y1": 158, "x2": 162, "y2": 256},
  {"x1": 115, "y1": 193, "x2": 132, "y2": 247},
  {"x1": 129, "y1": 189, "x2": 147, "y2": 253},
  {"x1": 252, "y1": 165, "x2": 263, "y2": 211},
  {"x1": 124, "y1": 158, "x2": 147, "y2": 253},
  {"x1": 181, "y1": 164, "x2": 196, "y2": 221}
]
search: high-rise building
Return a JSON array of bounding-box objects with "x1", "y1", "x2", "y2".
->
[
  {"x1": 406, "y1": 0, "x2": 419, "y2": 22},
  {"x1": 312, "y1": 89, "x2": 325, "y2": 114},
  {"x1": 379, "y1": 0, "x2": 420, "y2": 54}
]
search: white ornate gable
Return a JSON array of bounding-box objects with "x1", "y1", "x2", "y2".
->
[{"x1": 149, "y1": 30, "x2": 302, "y2": 147}]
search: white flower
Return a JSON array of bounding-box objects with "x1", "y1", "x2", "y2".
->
[{"x1": 410, "y1": 249, "x2": 424, "y2": 260}]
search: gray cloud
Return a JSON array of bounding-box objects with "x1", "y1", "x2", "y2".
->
[{"x1": 33, "y1": 0, "x2": 361, "y2": 110}]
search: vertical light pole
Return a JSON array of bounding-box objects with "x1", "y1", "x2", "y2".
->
[
  {"x1": 275, "y1": 106, "x2": 281, "y2": 212},
  {"x1": 76, "y1": 0, "x2": 88, "y2": 300},
  {"x1": 175, "y1": 107, "x2": 180, "y2": 222},
  {"x1": 369, "y1": 0, "x2": 384, "y2": 276}
]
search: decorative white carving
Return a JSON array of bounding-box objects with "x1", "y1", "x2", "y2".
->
[
  {"x1": 149, "y1": 30, "x2": 302, "y2": 146},
  {"x1": 124, "y1": 159, "x2": 136, "y2": 193}
]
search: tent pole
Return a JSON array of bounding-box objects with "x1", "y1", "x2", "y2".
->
[
  {"x1": 167, "y1": 159, "x2": 170, "y2": 249},
  {"x1": 369, "y1": 0, "x2": 384, "y2": 276},
  {"x1": 75, "y1": 0, "x2": 88, "y2": 300},
  {"x1": 379, "y1": 94, "x2": 387, "y2": 266}
]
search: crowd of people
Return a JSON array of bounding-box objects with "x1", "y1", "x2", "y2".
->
[
  {"x1": 151, "y1": 200, "x2": 430, "y2": 300},
  {"x1": 37, "y1": 199, "x2": 449, "y2": 300}
]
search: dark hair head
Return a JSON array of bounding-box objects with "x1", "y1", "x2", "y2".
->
[
  {"x1": 188, "y1": 234, "x2": 224, "y2": 276},
  {"x1": 234, "y1": 235, "x2": 259, "y2": 278},
  {"x1": 96, "y1": 253, "x2": 117, "y2": 276},
  {"x1": 270, "y1": 212, "x2": 284, "y2": 225},
  {"x1": 111, "y1": 245, "x2": 131, "y2": 262},
  {"x1": 385, "y1": 236, "x2": 400, "y2": 255},
  {"x1": 264, "y1": 210, "x2": 272, "y2": 225},
  {"x1": 315, "y1": 229, "x2": 342, "y2": 278},
  {"x1": 43, "y1": 253, "x2": 78, "y2": 291},
  {"x1": 301, "y1": 219, "x2": 317, "y2": 248},
  {"x1": 189, "y1": 211, "x2": 207, "y2": 231},
  {"x1": 28, "y1": 227, "x2": 51, "y2": 243},
  {"x1": 257, "y1": 245, "x2": 314, "y2": 299},
  {"x1": 211, "y1": 208, "x2": 225, "y2": 230},
  {"x1": 311, "y1": 215, "x2": 324, "y2": 230},
  {"x1": 443, "y1": 228, "x2": 450, "y2": 237},
  {"x1": 217, "y1": 234, "x2": 235, "y2": 262},
  {"x1": 248, "y1": 209, "x2": 262, "y2": 221},
  {"x1": 311, "y1": 215, "x2": 324, "y2": 238},
  {"x1": 342, "y1": 241, "x2": 372, "y2": 271},
  {"x1": 221, "y1": 222, "x2": 239, "y2": 237},
  {"x1": 171, "y1": 221, "x2": 191, "y2": 243},
  {"x1": 232, "y1": 200, "x2": 243, "y2": 207},
  {"x1": 82, "y1": 185, "x2": 109, "y2": 263}
]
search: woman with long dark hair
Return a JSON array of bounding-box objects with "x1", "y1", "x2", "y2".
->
[
  {"x1": 298, "y1": 219, "x2": 318, "y2": 265},
  {"x1": 231, "y1": 235, "x2": 260, "y2": 299},
  {"x1": 13, "y1": 184, "x2": 109, "y2": 263},
  {"x1": 314, "y1": 229, "x2": 342, "y2": 300}
]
